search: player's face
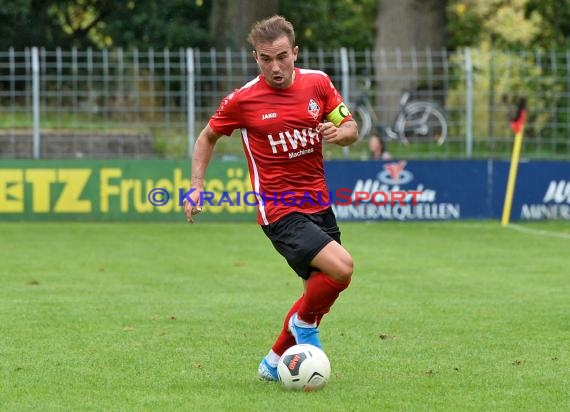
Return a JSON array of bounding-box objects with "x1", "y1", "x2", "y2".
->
[{"x1": 253, "y1": 36, "x2": 298, "y2": 89}]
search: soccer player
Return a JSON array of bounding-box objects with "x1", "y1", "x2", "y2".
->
[{"x1": 184, "y1": 15, "x2": 358, "y2": 381}]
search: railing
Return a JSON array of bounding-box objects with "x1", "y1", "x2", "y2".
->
[{"x1": 0, "y1": 47, "x2": 569, "y2": 160}]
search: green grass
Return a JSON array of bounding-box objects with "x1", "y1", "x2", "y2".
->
[{"x1": 1, "y1": 221, "x2": 569, "y2": 411}]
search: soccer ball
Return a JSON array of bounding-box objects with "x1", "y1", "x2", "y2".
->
[{"x1": 277, "y1": 344, "x2": 331, "y2": 391}]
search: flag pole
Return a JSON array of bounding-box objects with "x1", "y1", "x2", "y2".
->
[{"x1": 501, "y1": 98, "x2": 527, "y2": 227}]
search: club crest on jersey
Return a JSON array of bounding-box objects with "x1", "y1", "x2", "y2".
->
[{"x1": 307, "y1": 99, "x2": 321, "y2": 120}]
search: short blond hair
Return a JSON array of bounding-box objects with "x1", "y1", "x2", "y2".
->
[{"x1": 247, "y1": 15, "x2": 296, "y2": 49}]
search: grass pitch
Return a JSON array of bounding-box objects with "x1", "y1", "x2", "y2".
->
[{"x1": 1, "y1": 220, "x2": 569, "y2": 411}]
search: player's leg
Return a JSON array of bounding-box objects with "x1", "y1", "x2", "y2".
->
[
  {"x1": 259, "y1": 295, "x2": 327, "y2": 381},
  {"x1": 299, "y1": 241, "x2": 353, "y2": 318},
  {"x1": 258, "y1": 209, "x2": 350, "y2": 379},
  {"x1": 295, "y1": 242, "x2": 352, "y2": 323},
  {"x1": 309, "y1": 241, "x2": 353, "y2": 283},
  {"x1": 258, "y1": 296, "x2": 301, "y2": 381},
  {"x1": 289, "y1": 243, "x2": 352, "y2": 347},
  {"x1": 289, "y1": 209, "x2": 353, "y2": 347},
  {"x1": 301, "y1": 241, "x2": 353, "y2": 320}
]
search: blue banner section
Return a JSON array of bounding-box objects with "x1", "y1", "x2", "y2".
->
[
  {"x1": 325, "y1": 159, "x2": 569, "y2": 221},
  {"x1": 505, "y1": 160, "x2": 570, "y2": 221}
]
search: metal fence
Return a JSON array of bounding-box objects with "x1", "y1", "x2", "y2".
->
[{"x1": 1, "y1": 46, "x2": 569, "y2": 160}]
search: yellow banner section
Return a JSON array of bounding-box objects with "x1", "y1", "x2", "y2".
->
[{"x1": 0, "y1": 160, "x2": 256, "y2": 221}]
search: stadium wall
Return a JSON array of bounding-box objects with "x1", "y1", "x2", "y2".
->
[{"x1": 0, "y1": 159, "x2": 568, "y2": 222}]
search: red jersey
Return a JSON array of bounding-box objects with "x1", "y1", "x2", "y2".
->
[{"x1": 209, "y1": 68, "x2": 352, "y2": 225}]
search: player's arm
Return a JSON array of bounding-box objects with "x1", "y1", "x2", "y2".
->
[
  {"x1": 184, "y1": 123, "x2": 223, "y2": 223},
  {"x1": 191, "y1": 123, "x2": 223, "y2": 190},
  {"x1": 319, "y1": 100, "x2": 359, "y2": 146},
  {"x1": 319, "y1": 118, "x2": 358, "y2": 146}
]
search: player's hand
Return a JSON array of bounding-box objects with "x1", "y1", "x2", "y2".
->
[
  {"x1": 318, "y1": 121, "x2": 340, "y2": 143},
  {"x1": 318, "y1": 120, "x2": 358, "y2": 146},
  {"x1": 183, "y1": 190, "x2": 203, "y2": 224}
]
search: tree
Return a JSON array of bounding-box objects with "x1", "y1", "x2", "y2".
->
[
  {"x1": 0, "y1": 0, "x2": 212, "y2": 50},
  {"x1": 0, "y1": 0, "x2": 69, "y2": 49},
  {"x1": 209, "y1": 0, "x2": 279, "y2": 50},
  {"x1": 103, "y1": 0, "x2": 212, "y2": 49},
  {"x1": 376, "y1": 0, "x2": 446, "y2": 51},
  {"x1": 526, "y1": 0, "x2": 570, "y2": 48},
  {"x1": 445, "y1": 0, "x2": 570, "y2": 50},
  {"x1": 374, "y1": 0, "x2": 447, "y2": 123},
  {"x1": 279, "y1": 0, "x2": 377, "y2": 50}
]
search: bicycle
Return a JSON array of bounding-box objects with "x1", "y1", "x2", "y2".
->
[{"x1": 348, "y1": 79, "x2": 448, "y2": 145}]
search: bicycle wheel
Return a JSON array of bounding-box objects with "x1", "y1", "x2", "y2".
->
[
  {"x1": 393, "y1": 102, "x2": 447, "y2": 145},
  {"x1": 348, "y1": 103, "x2": 372, "y2": 140}
]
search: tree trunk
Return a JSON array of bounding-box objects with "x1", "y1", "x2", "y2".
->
[
  {"x1": 210, "y1": 0, "x2": 279, "y2": 50},
  {"x1": 374, "y1": 0, "x2": 447, "y2": 124}
]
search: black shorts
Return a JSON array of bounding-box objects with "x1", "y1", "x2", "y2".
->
[{"x1": 261, "y1": 208, "x2": 341, "y2": 280}]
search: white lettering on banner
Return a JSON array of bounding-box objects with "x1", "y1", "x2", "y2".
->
[
  {"x1": 332, "y1": 203, "x2": 461, "y2": 221},
  {"x1": 338, "y1": 161, "x2": 450, "y2": 220},
  {"x1": 520, "y1": 204, "x2": 570, "y2": 220},
  {"x1": 543, "y1": 180, "x2": 570, "y2": 203},
  {"x1": 267, "y1": 128, "x2": 320, "y2": 154},
  {"x1": 519, "y1": 180, "x2": 570, "y2": 220},
  {"x1": 351, "y1": 180, "x2": 435, "y2": 203}
]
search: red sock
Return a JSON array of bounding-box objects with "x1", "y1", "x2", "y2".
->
[
  {"x1": 271, "y1": 296, "x2": 303, "y2": 356},
  {"x1": 297, "y1": 272, "x2": 350, "y2": 324},
  {"x1": 270, "y1": 273, "x2": 347, "y2": 356}
]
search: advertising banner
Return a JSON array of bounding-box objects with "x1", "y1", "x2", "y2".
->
[
  {"x1": 1, "y1": 159, "x2": 568, "y2": 222},
  {"x1": 326, "y1": 160, "x2": 491, "y2": 221},
  {"x1": 0, "y1": 160, "x2": 256, "y2": 222},
  {"x1": 493, "y1": 160, "x2": 570, "y2": 221}
]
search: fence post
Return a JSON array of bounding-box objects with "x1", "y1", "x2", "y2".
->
[
  {"x1": 9, "y1": 48, "x2": 15, "y2": 118},
  {"x1": 32, "y1": 47, "x2": 40, "y2": 159},
  {"x1": 187, "y1": 48, "x2": 196, "y2": 158},
  {"x1": 465, "y1": 48, "x2": 473, "y2": 159},
  {"x1": 340, "y1": 47, "x2": 350, "y2": 158}
]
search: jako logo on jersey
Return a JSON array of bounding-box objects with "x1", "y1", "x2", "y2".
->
[
  {"x1": 267, "y1": 128, "x2": 320, "y2": 154},
  {"x1": 377, "y1": 161, "x2": 414, "y2": 185},
  {"x1": 308, "y1": 99, "x2": 320, "y2": 120},
  {"x1": 261, "y1": 112, "x2": 277, "y2": 120}
]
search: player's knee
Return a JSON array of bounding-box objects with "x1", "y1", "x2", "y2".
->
[{"x1": 335, "y1": 255, "x2": 353, "y2": 284}]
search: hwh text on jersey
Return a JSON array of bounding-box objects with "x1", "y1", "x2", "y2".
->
[{"x1": 267, "y1": 128, "x2": 320, "y2": 154}]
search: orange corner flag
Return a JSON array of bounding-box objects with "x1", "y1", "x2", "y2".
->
[{"x1": 510, "y1": 109, "x2": 527, "y2": 134}]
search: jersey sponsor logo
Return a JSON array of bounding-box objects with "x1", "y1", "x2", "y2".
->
[
  {"x1": 267, "y1": 128, "x2": 320, "y2": 154},
  {"x1": 261, "y1": 112, "x2": 277, "y2": 120},
  {"x1": 289, "y1": 148, "x2": 314, "y2": 159},
  {"x1": 307, "y1": 99, "x2": 321, "y2": 120}
]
